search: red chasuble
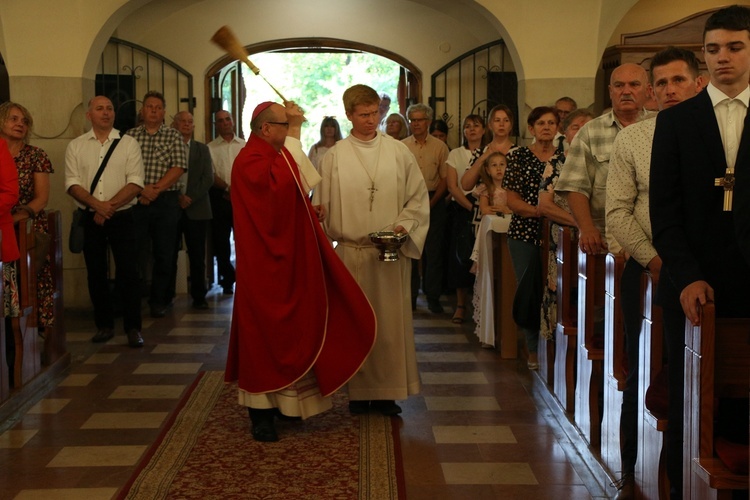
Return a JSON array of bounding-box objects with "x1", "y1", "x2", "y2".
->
[{"x1": 225, "y1": 134, "x2": 376, "y2": 397}]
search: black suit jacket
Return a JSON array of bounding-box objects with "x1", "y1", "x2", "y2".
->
[
  {"x1": 184, "y1": 140, "x2": 214, "y2": 221},
  {"x1": 649, "y1": 88, "x2": 750, "y2": 317}
]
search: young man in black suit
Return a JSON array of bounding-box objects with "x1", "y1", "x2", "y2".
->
[{"x1": 649, "y1": 5, "x2": 750, "y2": 498}]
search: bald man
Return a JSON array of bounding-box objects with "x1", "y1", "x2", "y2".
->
[
  {"x1": 555, "y1": 63, "x2": 654, "y2": 256},
  {"x1": 65, "y1": 96, "x2": 145, "y2": 347}
]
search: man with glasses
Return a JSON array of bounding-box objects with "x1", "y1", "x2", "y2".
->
[
  {"x1": 226, "y1": 100, "x2": 376, "y2": 442},
  {"x1": 403, "y1": 103, "x2": 449, "y2": 313},
  {"x1": 127, "y1": 91, "x2": 187, "y2": 320}
]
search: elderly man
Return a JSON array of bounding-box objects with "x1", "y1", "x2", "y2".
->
[
  {"x1": 225, "y1": 100, "x2": 376, "y2": 442},
  {"x1": 208, "y1": 110, "x2": 246, "y2": 295},
  {"x1": 402, "y1": 103, "x2": 449, "y2": 313},
  {"x1": 605, "y1": 47, "x2": 703, "y2": 500},
  {"x1": 555, "y1": 63, "x2": 652, "y2": 256},
  {"x1": 171, "y1": 111, "x2": 213, "y2": 310},
  {"x1": 126, "y1": 91, "x2": 187, "y2": 319},
  {"x1": 650, "y1": 6, "x2": 750, "y2": 497},
  {"x1": 65, "y1": 96, "x2": 145, "y2": 347},
  {"x1": 554, "y1": 96, "x2": 577, "y2": 122}
]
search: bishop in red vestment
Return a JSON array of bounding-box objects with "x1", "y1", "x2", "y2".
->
[{"x1": 225, "y1": 101, "x2": 376, "y2": 442}]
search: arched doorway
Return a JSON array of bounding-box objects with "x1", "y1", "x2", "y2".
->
[{"x1": 205, "y1": 38, "x2": 421, "y2": 142}]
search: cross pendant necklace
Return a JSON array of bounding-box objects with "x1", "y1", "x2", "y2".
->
[
  {"x1": 368, "y1": 182, "x2": 378, "y2": 211},
  {"x1": 714, "y1": 167, "x2": 735, "y2": 211},
  {"x1": 351, "y1": 136, "x2": 383, "y2": 212}
]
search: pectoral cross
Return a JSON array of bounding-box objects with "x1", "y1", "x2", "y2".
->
[
  {"x1": 714, "y1": 168, "x2": 735, "y2": 211},
  {"x1": 368, "y1": 182, "x2": 377, "y2": 211}
]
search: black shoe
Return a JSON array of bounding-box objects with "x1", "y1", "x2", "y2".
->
[
  {"x1": 91, "y1": 328, "x2": 114, "y2": 343},
  {"x1": 349, "y1": 400, "x2": 370, "y2": 415},
  {"x1": 222, "y1": 285, "x2": 234, "y2": 295},
  {"x1": 150, "y1": 304, "x2": 167, "y2": 318},
  {"x1": 371, "y1": 400, "x2": 402, "y2": 416},
  {"x1": 427, "y1": 300, "x2": 444, "y2": 314},
  {"x1": 126, "y1": 329, "x2": 144, "y2": 348},
  {"x1": 614, "y1": 473, "x2": 635, "y2": 500},
  {"x1": 192, "y1": 299, "x2": 209, "y2": 310},
  {"x1": 251, "y1": 419, "x2": 279, "y2": 442}
]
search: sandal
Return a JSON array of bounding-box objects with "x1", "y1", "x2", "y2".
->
[{"x1": 452, "y1": 305, "x2": 466, "y2": 324}]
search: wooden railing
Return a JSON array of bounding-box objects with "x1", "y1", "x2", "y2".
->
[{"x1": 1, "y1": 210, "x2": 68, "y2": 410}]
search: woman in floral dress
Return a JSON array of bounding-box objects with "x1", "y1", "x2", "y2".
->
[
  {"x1": 537, "y1": 109, "x2": 594, "y2": 340},
  {"x1": 502, "y1": 106, "x2": 560, "y2": 370},
  {"x1": 0, "y1": 101, "x2": 54, "y2": 328}
]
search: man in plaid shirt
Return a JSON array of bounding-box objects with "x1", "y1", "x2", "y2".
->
[{"x1": 127, "y1": 90, "x2": 187, "y2": 320}]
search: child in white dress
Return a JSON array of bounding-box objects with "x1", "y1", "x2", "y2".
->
[{"x1": 473, "y1": 152, "x2": 512, "y2": 216}]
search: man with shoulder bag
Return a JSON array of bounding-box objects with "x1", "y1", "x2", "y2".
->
[{"x1": 64, "y1": 96, "x2": 145, "y2": 347}]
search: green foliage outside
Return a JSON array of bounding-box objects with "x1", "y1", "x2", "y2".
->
[{"x1": 235, "y1": 51, "x2": 400, "y2": 152}]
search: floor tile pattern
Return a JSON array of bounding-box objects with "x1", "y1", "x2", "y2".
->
[{"x1": 0, "y1": 291, "x2": 610, "y2": 499}]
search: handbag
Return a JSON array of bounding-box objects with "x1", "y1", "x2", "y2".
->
[{"x1": 68, "y1": 138, "x2": 120, "y2": 253}]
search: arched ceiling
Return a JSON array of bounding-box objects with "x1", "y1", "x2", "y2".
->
[{"x1": 111, "y1": 0, "x2": 503, "y2": 85}]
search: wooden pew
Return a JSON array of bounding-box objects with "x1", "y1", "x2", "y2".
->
[
  {"x1": 601, "y1": 252, "x2": 627, "y2": 476},
  {"x1": 553, "y1": 225, "x2": 578, "y2": 412},
  {"x1": 42, "y1": 210, "x2": 66, "y2": 366},
  {"x1": 538, "y1": 218, "x2": 554, "y2": 386},
  {"x1": 574, "y1": 249, "x2": 606, "y2": 450},
  {"x1": 11, "y1": 217, "x2": 40, "y2": 388},
  {"x1": 683, "y1": 302, "x2": 750, "y2": 499},
  {"x1": 636, "y1": 271, "x2": 669, "y2": 500}
]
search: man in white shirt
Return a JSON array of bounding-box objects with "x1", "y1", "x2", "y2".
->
[
  {"x1": 650, "y1": 6, "x2": 750, "y2": 496},
  {"x1": 402, "y1": 103, "x2": 449, "y2": 313},
  {"x1": 65, "y1": 96, "x2": 145, "y2": 347},
  {"x1": 208, "y1": 110, "x2": 245, "y2": 295}
]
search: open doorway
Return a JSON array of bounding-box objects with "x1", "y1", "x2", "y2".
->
[{"x1": 206, "y1": 38, "x2": 421, "y2": 151}]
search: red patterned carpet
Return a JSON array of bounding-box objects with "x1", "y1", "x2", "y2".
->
[{"x1": 119, "y1": 371, "x2": 404, "y2": 499}]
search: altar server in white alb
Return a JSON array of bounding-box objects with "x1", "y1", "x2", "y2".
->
[{"x1": 314, "y1": 84, "x2": 429, "y2": 417}]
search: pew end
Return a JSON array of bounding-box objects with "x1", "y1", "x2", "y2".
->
[
  {"x1": 574, "y1": 248, "x2": 606, "y2": 450},
  {"x1": 11, "y1": 217, "x2": 40, "y2": 387},
  {"x1": 637, "y1": 271, "x2": 670, "y2": 499},
  {"x1": 601, "y1": 252, "x2": 627, "y2": 478},
  {"x1": 553, "y1": 225, "x2": 578, "y2": 413},
  {"x1": 684, "y1": 302, "x2": 750, "y2": 499}
]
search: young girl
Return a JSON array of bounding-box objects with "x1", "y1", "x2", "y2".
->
[{"x1": 473, "y1": 151, "x2": 512, "y2": 216}]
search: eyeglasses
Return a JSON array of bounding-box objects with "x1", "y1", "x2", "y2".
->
[
  {"x1": 266, "y1": 121, "x2": 290, "y2": 128},
  {"x1": 409, "y1": 118, "x2": 428, "y2": 123}
]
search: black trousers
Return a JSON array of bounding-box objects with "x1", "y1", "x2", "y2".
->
[
  {"x1": 82, "y1": 207, "x2": 141, "y2": 332},
  {"x1": 134, "y1": 191, "x2": 182, "y2": 308},
  {"x1": 411, "y1": 193, "x2": 446, "y2": 302},
  {"x1": 180, "y1": 214, "x2": 209, "y2": 302},
  {"x1": 619, "y1": 257, "x2": 644, "y2": 474},
  {"x1": 210, "y1": 188, "x2": 235, "y2": 288}
]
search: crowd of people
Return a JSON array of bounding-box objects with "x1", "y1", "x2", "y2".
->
[{"x1": 1, "y1": 7, "x2": 748, "y2": 499}]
